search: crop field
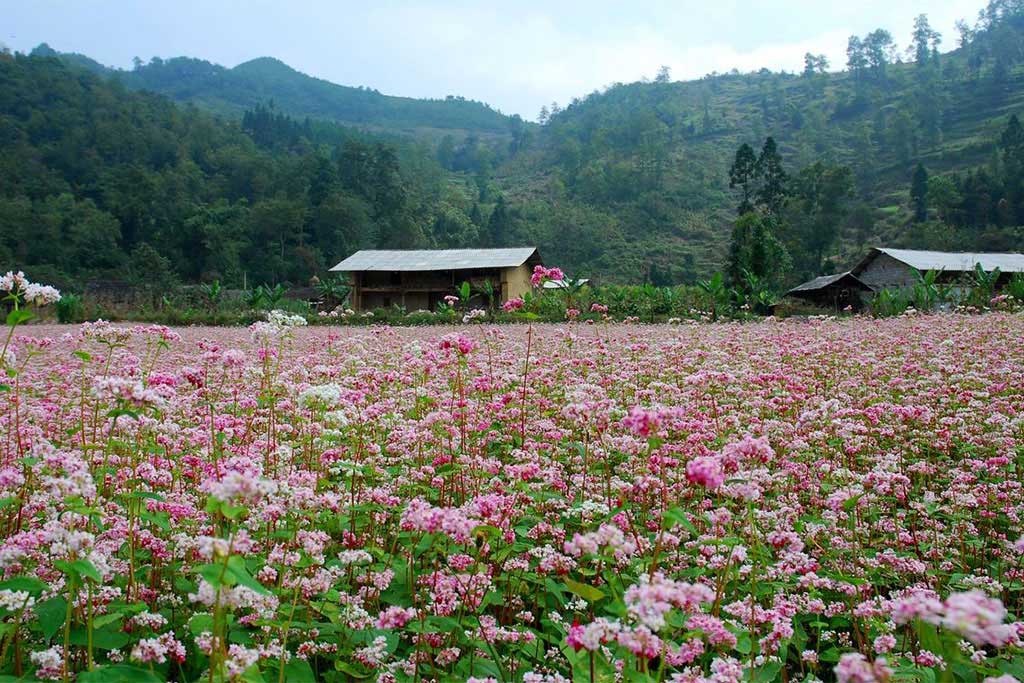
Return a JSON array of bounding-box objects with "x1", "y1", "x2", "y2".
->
[{"x1": 1, "y1": 315, "x2": 1024, "y2": 683}]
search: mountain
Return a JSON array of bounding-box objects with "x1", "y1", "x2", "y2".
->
[
  {"x1": 491, "y1": 5, "x2": 1024, "y2": 283},
  {"x1": 9, "y1": 2, "x2": 1024, "y2": 290},
  {"x1": 32, "y1": 45, "x2": 521, "y2": 141},
  {"x1": 0, "y1": 52, "x2": 486, "y2": 289}
]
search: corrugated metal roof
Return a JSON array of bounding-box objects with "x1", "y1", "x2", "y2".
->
[
  {"x1": 862, "y1": 248, "x2": 1024, "y2": 273},
  {"x1": 329, "y1": 248, "x2": 540, "y2": 272},
  {"x1": 542, "y1": 278, "x2": 590, "y2": 289},
  {"x1": 787, "y1": 271, "x2": 871, "y2": 294}
]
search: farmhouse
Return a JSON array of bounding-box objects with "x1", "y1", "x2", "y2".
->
[
  {"x1": 851, "y1": 247, "x2": 1024, "y2": 290},
  {"x1": 782, "y1": 271, "x2": 873, "y2": 311},
  {"x1": 329, "y1": 247, "x2": 542, "y2": 311}
]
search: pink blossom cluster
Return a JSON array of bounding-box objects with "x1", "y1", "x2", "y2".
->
[
  {"x1": 0, "y1": 313, "x2": 1021, "y2": 682},
  {"x1": 530, "y1": 265, "x2": 565, "y2": 286}
]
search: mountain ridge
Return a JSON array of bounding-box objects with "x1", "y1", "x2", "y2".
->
[{"x1": 31, "y1": 43, "x2": 521, "y2": 140}]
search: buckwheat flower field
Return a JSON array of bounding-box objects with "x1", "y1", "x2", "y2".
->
[{"x1": 2, "y1": 314, "x2": 1024, "y2": 683}]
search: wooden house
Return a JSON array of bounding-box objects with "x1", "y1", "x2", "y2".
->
[
  {"x1": 782, "y1": 271, "x2": 873, "y2": 311},
  {"x1": 329, "y1": 248, "x2": 542, "y2": 311}
]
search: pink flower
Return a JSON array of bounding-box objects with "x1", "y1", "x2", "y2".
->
[
  {"x1": 834, "y1": 653, "x2": 892, "y2": 683},
  {"x1": 566, "y1": 621, "x2": 586, "y2": 651},
  {"x1": 502, "y1": 297, "x2": 525, "y2": 312},
  {"x1": 530, "y1": 265, "x2": 566, "y2": 287},
  {"x1": 686, "y1": 456, "x2": 725, "y2": 489},
  {"x1": 942, "y1": 590, "x2": 1014, "y2": 647},
  {"x1": 623, "y1": 406, "x2": 664, "y2": 438}
]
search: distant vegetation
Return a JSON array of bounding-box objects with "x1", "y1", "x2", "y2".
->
[
  {"x1": 30, "y1": 44, "x2": 519, "y2": 138},
  {"x1": 5, "y1": 0, "x2": 1024, "y2": 295}
]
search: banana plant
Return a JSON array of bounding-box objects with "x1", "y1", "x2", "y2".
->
[
  {"x1": 473, "y1": 280, "x2": 496, "y2": 311},
  {"x1": 315, "y1": 277, "x2": 350, "y2": 309},
  {"x1": 697, "y1": 272, "x2": 729, "y2": 321},
  {"x1": 199, "y1": 280, "x2": 223, "y2": 311},
  {"x1": 911, "y1": 269, "x2": 941, "y2": 312},
  {"x1": 969, "y1": 263, "x2": 1001, "y2": 307}
]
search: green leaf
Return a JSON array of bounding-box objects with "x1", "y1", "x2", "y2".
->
[
  {"x1": 91, "y1": 612, "x2": 124, "y2": 629},
  {"x1": 752, "y1": 662, "x2": 783, "y2": 683},
  {"x1": 77, "y1": 665, "x2": 163, "y2": 682},
  {"x1": 227, "y1": 556, "x2": 271, "y2": 595},
  {"x1": 5, "y1": 309, "x2": 33, "y2": 327},
  {"x1": 283, "y1": 658, "x2": 317, "y2": 682},
  {"x1": 563, "y1": 577, "x2": 605, "y2": 603},
  {"x1": 199, "y1": 563, "x2": 235, "y2": 589},
  {"x1": 73, "y1": 350, "x2": 92, "y2": 362},
  {"x1": 53, "y1": 558, "x2": 102, "y2": 583},
  {"x1": 663, "y1": 506, "x2": 698, "y2": 534},
  {"x1": 239, "y1": 664, "x2": 266, "y2": 682},
  {"x1": 34, "y1": 596, "x2": 67, "y2": 641},
  {"x1": 70, "y1": 626, "x2": 131, "y2": 650},
  {"x1": 72, "y1": 559, "x2": 103, "y2": 582},
  {"x1": 189, "y1": 613, "x2": 214, "y2": 635},
  {"x1": 0, "y1": 576, "x2": 47, "y2": 596},
  {"x1": 335, "y1": 661, "x2": 371, "y2": 678}
]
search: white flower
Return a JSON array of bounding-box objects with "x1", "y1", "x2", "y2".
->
[{"x1": 298, "y1": 384, "x2": 343, "y2": 409}]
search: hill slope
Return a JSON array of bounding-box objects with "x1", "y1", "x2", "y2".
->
[
  {"x1": 32, "y1": 44, "x2": 520, "y2": 140},
  {"x1": 488, "y1": 5, "x2": 1024, "y2": 282},
  {"x1": 11, "y1": 4, "x2": 1024, "y2": 288},
  {"x1": 0, "y1": 53, "x2": 488, "y2": 289}
]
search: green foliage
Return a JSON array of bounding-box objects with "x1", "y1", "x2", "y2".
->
[
  {"x1": 910, "y1": 269, "x2": 945, "y2": 310},
  {"x1": 54, "y1": 292, "x2": 84, "y2": 323},
  {"x1": 870, "y1": 288, "x2": 911, "y2": 317},
  {"x1": 10, "y1": 4, "x2": 1024, "y2": 290},
  {"x1": 969, "y1": 263, "x2": 1002, "y2": 305},
  {"x1": 0, "y1": 54, "x2": 483, "y2": 290},
  {"x1": 314, "y1": 277, "x2": 350, "y2": 309}
]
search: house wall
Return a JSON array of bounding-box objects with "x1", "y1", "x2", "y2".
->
[
  {"x1": 857, "y1": 253, "x2": 918, "y2": 291},
  {"x1": 502, "y1": 264, "x2": 533, "y2": 301},
  {"x1": 352, "y1": 268, "x2": 521, "y2": 311}
]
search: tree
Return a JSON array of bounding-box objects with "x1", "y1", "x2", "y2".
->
[
  {"x1": 655, "y1": 65, "x2": 672, "y2": 83},
  {"x1": 437, "y1": 135, "x2": 456, "y2": 169},
  {"x1": 755, "y1": 137, "x2": 788, "y2": 216},
  {"x1": 1000, "y1": 114, "x2": 1024, "y2": 223},
  {"x1": 846, "y1": 36, "x2": 868, "y2": 85},
  {"x1": 910, "y1": 14, "x2": 942, "y2": 68},
  {"x1": 926, "y1": 175, "x2": 962, "y2": 223},
  {"x1": 911, "y1": 163, "x2": 929, "y2": 222},
  {"x1": 784, "y1": 163, "x2": 854, "y2": 275},
  {"x1": 127, "y1": 243, "x2": 179, "y2": 307},
  {"x1": 729, "y1": 143, "x2": 759, "y2": 215},
  {"x1": 802, "y1": 53, "x2": 829, "y2": 77},
  {"x1": 727, "y1": 212, "x2": 790, "y2": 288},
  {"x1": 863, "y1": 29, "x2": 896, "y2": 81},
  {"x1": 486, "y1": 196, "x2": 511, "y2": 247}
]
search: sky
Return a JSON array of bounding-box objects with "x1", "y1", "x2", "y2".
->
[{"x1": 4, "y1": 0, "x2": 990, "y2": 121}]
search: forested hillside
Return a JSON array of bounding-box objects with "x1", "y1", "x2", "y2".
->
[
  {"x1": 495, "y1": 1, "x2": 1024, "y2": 284},
  {"x1": 0, "y1": 54, "x2": 493, "y2": 289},
  {"x1": 6, "y1": 0, "x2": 1024, "y2": 291},
  {"x1": 31, "y1": 43, "x2": 522, "y2": 140}
]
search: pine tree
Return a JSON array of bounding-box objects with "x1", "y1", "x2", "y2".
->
[
  {"x1": 911, "y1": 163, "x2": 929, "y2": 222},
  {"x1": 755, "y1": 137, "x2": 788, "y2": 216},
  {"x1": 729, "y1": 143, "x2": 758, "y2": 215}
]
